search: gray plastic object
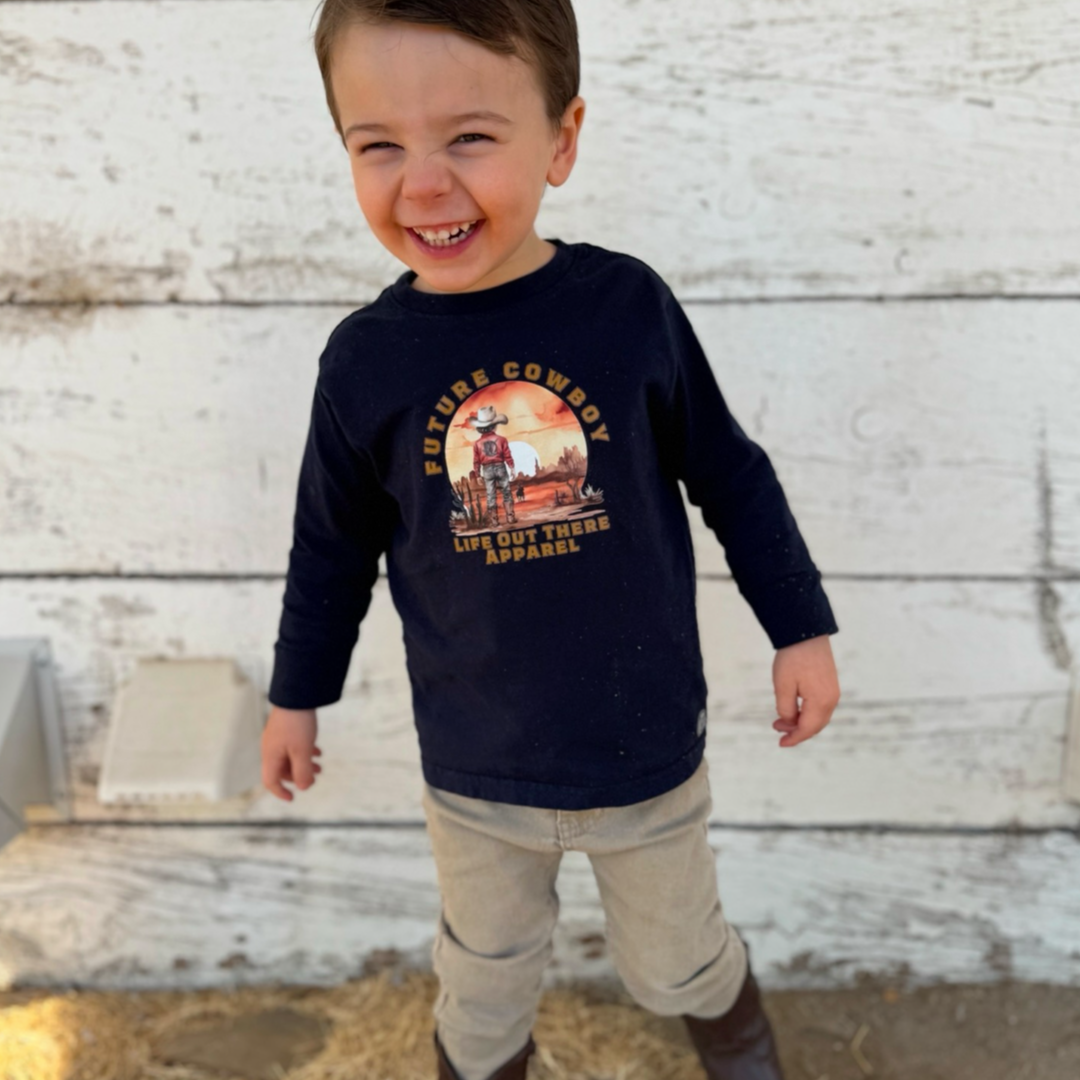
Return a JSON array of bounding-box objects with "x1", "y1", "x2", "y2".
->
[
  {"x1": 97, "y1": 657, "x2": 264, "y2": 804},
  {"x1": 0, "y1": 638, "x2": 69, "y2": 848}
]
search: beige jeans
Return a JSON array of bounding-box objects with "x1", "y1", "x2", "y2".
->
[{"x1": 420, "y1": 755, "x2": 749, "y2": 1080}]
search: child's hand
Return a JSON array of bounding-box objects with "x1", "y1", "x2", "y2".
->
[
  {"x1": 771, "y1": 634, "x2": 840, "y2": 748},
  {"x1": 262, "y1": 705, "x2": 323, "y2": 801}
]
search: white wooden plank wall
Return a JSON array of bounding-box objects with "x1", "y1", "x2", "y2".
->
[{"x1": 1, "y1": 0, "x2": 1079, "y2": 990}]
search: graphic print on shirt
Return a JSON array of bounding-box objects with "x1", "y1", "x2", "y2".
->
[{"x1": 422, "y1": 373, "x2": 611, "y2": 566}]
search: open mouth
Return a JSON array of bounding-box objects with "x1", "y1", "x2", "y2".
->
[{"x1": 407, "y1": 219, "x2": 485, "y2": 258}]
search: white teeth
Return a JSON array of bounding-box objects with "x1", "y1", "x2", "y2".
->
[{"x1": 413, "y1": 220, "x2": 477, "y2": 245}]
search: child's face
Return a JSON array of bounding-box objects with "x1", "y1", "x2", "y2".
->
[{"x1": 330, "y1": 20, "x2": 583, "y2": 294}]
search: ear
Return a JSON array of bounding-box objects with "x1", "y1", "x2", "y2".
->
[{"x1": 547, "y1": 96, "x2": 586, "y2": 188}]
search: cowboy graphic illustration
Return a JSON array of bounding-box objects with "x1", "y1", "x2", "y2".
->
[{"x1": 469, "y1": 404, "x2": 517, "y2": 527}]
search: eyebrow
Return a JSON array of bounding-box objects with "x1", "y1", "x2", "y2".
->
[{"x1": 343, "y1": 110, "x2": 515, "y2": 140}]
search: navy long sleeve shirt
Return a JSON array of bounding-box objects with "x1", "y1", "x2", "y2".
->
[{"x1": 268, "y1": 239, "x2": 838, "y2": 809}]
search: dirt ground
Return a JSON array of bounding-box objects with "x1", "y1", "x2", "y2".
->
[{"x1": 1, "y1": 963, "x2": 1078, "y2": 1080}]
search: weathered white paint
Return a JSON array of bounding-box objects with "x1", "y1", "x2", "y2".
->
[
  {"x1": 1, "y1": 825, "x2": 1078, "y2": 991},
  {"x1": 1, "y1": 300, "x2": 1077, "y2": 576},
  {"x1": 1, "y1": 0, "x2": 1079, "y2": 989},
  {"x1": 1, "y1": 2, "x2": 1078, "y2": 302},
  {"x1": 2, "y1": 578, "x2": 1078, "y2": 828}
]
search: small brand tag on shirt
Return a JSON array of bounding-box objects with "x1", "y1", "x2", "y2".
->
[{"x1": 696, "y1": 707, "x2": 707, "y2": 736}]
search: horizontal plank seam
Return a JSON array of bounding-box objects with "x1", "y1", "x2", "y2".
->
[
  {"x1": 4, "y1": 294, "x2": 1080, "y2": 309},
  {"x1": 28, "y1": 821, "x2": 1080, "y2": 836},
  {"x1": 3, "y1": 572, "x2": 1080, "y2": 583}
]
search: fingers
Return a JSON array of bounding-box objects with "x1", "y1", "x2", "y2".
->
[
  {"x1": 777, "y1": 703, "x2": 826, "y2": 748},
  {"x1": 263, "y1": 745, "x2": 322, "y2": 801},
  {"x1": 772, "y1": 640, "x2": 841, "y2": 748},
  {"x1": 288, "y1": 748, "x2": 317, "y2": 791},
  {"x1": 774, "y1": 714, "x2": 804, "y2": 746},
  {"x1": 772, "y1": 695, "x2": 805, "y2": 747},
  {"x1": 267, "y1": 780, "x2": 293, "y2": 801},
  {"x1": 774, "y1": 692, "x2": 840, "y2": 748},
  {"x1": 263, "y1": 748, "x2": 294, "y2": 802},
  {"x1": 774, "y1": 673, "x2": 800, "y2": 728}
]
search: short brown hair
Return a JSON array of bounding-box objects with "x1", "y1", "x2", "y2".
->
[{"x1": 312, "y1": 0, "x2": 580, "y2": 147}]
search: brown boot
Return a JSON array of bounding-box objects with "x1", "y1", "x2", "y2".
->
[
  {"x1": 680, "y1": 941, "x2": 785, "y2": 1079},
  {"x1": 433, "y1": 1030, "x2": 536, "y2": 1080},
  {"x1": 486, "y1": 507, "x2": 499, "y2": 528}
]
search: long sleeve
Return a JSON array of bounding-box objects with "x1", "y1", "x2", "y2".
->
[
  {"x1": 268, "y1": 378, "x2": 398, "y2": 709},
  {"x1": 658, "y1": 288, "x2": 838, "y2": 649}
]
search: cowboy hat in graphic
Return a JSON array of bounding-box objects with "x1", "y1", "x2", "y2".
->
[{"x1": 465, "y1": 404, "x2": 508, "y2": 429}]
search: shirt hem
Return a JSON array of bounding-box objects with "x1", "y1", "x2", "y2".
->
[{"x1": 420, "y1": 735, "x2": 706, "y2": 810}]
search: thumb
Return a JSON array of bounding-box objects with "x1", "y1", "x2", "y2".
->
[{"x1": 775, "y1": 672, "x2": 800, "y2": 725}]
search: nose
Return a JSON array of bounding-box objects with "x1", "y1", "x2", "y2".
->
[{"x1": 400, "y1": 150, "x2": 455, "y2": 203}]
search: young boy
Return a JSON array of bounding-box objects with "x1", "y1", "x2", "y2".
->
[{"x1": 263, "y1": 3, "x2": 841, "y2": 1078}]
